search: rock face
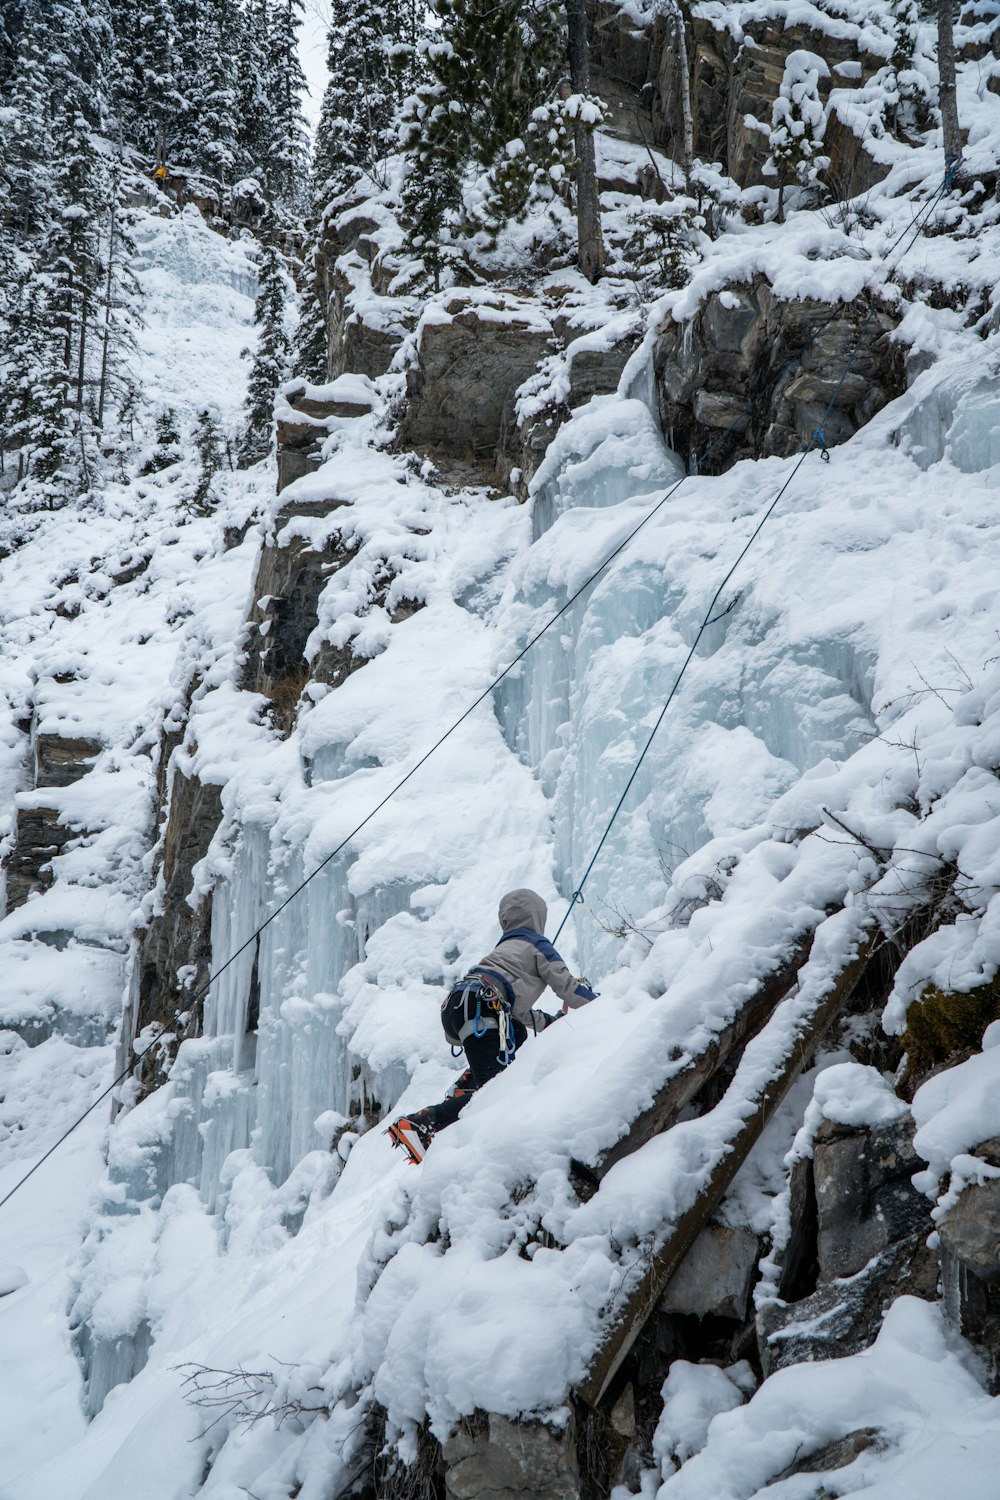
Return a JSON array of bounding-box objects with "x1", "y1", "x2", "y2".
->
[
  {"x1": 588, "y1": 0, "x2": 889, "y2": 194},
  {"x1": 443, "y1": 1414, "x2": 580, "y2": 1500},
  {"x1": 653, "y1": 278, "x2": 903, "y2": 470},
  {"x1": 662, "y1": 1222, "x2": 759, "y2": 1321},
  {"x1": 3, "y1": 733, "x2": 102, "y2": 913},
  {"x1": 241, "y1": 497, "x2": 354, "y2": 723},
  {"x1": 400, "y1": 295, "x2": 554, "y2": 462},
  {"x1": 275, "y1": 378, "x2": 374, "y2": 492},
  {"x1": 758, "y1": 1114, "x2": 936, "y2": 1374},
  {"x1": 314, "y1": 210, "x2": 413, "y2": 381},
  {"x1": 937, "y1": 1138, "x2": 1000, "y2": 1390},
  {"x1": 128, "y1": 760, "x2": 223, "y2": 1090}
]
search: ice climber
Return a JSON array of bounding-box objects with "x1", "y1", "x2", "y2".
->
[{"x1": 387, "y1": 887, "x2": 597, "y2": 1164}]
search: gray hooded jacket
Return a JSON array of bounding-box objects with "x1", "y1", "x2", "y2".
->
[{"x1": 472, "y1": 888, "x2": 596, "y2": 1030}]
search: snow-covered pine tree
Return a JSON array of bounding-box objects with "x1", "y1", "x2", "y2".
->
[
  {"x1": 236, "y1": 0, "x2": 274, "y2": 180},
  {"x1": 191, "y1": 407, "x2": 226, "y2": 508},
  {"x1": 872, "y1": 0, "x2": 933, "y2": 142},
  {"x1": 5, "y1": 0, "x2": 58, "y2": 241},
  {"x1": 170, "y1": 0, "x2": 202, "y2": 156},
  {"x1": 312, "y1": 0, "x2": 398, "y2": 207},
  {"x1": 0, "y1": 0, "x2": 26, "y2": 96},
  {"x1": 140, "y1": 407, "x2": 183, "y2": 474},
  {"x1": 398, "y1": 0, "x2": 570, "y2": 281},
  {"x1": 266, "y1": 0, "x2": 309, "y2": 208},
  {"x1": 240, "y1": 237, "x2": 293, "y2": 463},
  {"x1": 765, "y1": 49, "x2": 830, "y2": 222},
  {"x1": 121, "y1": 0, "x2": 183, "y2": 163},
  {"x1": 95, "y1": 159, "x2": 143, "y2": 433},
  {"x1": 188, "y1": 0, "x2": 241, "y2": 182},
  {"x1": 293, "y1": 253, "x2": 330, "y2": 384}
]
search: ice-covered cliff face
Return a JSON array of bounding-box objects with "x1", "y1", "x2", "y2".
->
[{"x1": 4, "y1": 95, "x2": 1000, "y2": 1500}]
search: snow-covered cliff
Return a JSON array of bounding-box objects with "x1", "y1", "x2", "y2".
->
[{"x1": 3, "y1": 9, "x2": 1000, "y2": 1499}]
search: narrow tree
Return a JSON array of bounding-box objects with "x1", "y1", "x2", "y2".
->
[
  {"x1": 936, "y1": 0, "x2": 962, "y2": 177},
  {"x1": 766, "y1": 49, "x2": 829, "y2": 222},
  {"x1": 192, "y1": 408, "x2": 225, "y2": 508},
  {"x1": 266, "y1": 0, "x2": 309, "y2": 207},
  {"x1": 565, "y1": 0, "x2": 605, "y2": 282},
  {"x1": 399, "y1": 0, "x2": 570, "y2": 279},
  {"x1": 236, "y1": 0, "x2": 274, "y2": 179},
  {"x1": 240, "y1": 239, "x2": 293, "y2": 463}
]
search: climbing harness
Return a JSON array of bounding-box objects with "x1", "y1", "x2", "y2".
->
[
  {"x1": 0, "y1": 160, "x2": 960, "y2": 1218},
  {"x1": 441, "y1": 970, "x2": 516, "y2": 1063}
]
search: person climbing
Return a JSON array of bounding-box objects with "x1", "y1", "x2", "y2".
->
[{"x1": 387, "y1": 887, "x2": 597, "y2": 1164}]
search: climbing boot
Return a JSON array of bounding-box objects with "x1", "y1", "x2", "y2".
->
[{"x1": 387, "y1": 1115, "x2": 435, "y2": 1165}]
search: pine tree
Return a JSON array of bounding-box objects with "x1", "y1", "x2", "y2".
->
[
  {"x1": 95, "y1": 159, "x2": 143, "y2": 432},
  {"x1": 191, "y1": 407, "x2": 225, "y2": 508},
  {"x1": 6, "y1": 1, "x2": 58, "y2": 241},
  {"x1": 171, "y1": 0, "x2": 202, "y2": 153},
  {"x1": 312, "y1": 0, "x2": 398, "y2": 207},
  {"x1": 236, "y1": 0, "x2": 273, "y2": 179},
  {"x1": 0, "y1": 0, "x2": 27, "y2": 97},
  {"x1": 187, "y1": 0, "x2": 241, "y2": 181},
  {"x1": 294, "y1": 251, "x2": 330, "y2": 383},
  {"x1": 241, "y1": 238, "x2": 293, "y2": 462},
  {"x1": 141, "y1": 407, "x2": 183, "y2": 474},
  {"x1": 266, "y1": 0, "x2": 309, "y2": 208},
  {"x1": 765, "y1": 49, "x2": 830, "y2": 222},
  {"x1": 398, "y1": 0, "x2": 570, "y2": 280}
]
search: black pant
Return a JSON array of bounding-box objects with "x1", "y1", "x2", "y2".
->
[{"x1": 423, "y1": 1019, "x2": 529, "y2": 1131}]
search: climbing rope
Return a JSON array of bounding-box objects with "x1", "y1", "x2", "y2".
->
[
  {"x1": 0, "y1": 164, "x2": 957, "y2": 1216},
  {"x1": 553, "y1": 160, "x2": 958, "y2": 942}
]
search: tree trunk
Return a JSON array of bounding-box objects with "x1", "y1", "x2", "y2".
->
[
  {"x1": 565, "y1": 0, "x2": 605, "y2": 284},
  {"x1": 671, "y1": 0, "x2": 693, "y2": 190},
  {"x1": 97, "y1": 192, "x2": 118, "y2": 431},
  {"x1": 937, "y1": 0, "x2": 962, "y2": 177}
]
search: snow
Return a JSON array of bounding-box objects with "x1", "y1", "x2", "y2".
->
[
  {"x1": 4, "y1": 30, "x2": 1000, "y2": 1500},
  {"x1": 655, "y1": 1297, "x2": 1000, "y2": 1499}
]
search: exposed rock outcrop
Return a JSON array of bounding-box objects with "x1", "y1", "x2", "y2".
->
[
  {"x1": 128, "y1": 759, "x2": 223, "y2": 1089},
  {"x1": 443, "y1": 1414, "x2": 580, "y2": 1500},
  {"x1": 241, "y1": 496, "x2": 354, "y2": 719},
  {"x1": 400, "y1": 294, "x2": 555, "y2": 464},
  {"x1": 938, "y1": 1137, "x2": 1000, "y2": 1390},
  {"x1": 758, "y1": 1114, "x2": 936, "y2": 1374},
  {"x1": 3, "y1": 733, "x2": 102, "y2": 913},
  {"x1": 588, "y1": 0, "x2": 890, "y2": 194},
  {"x1": 275, "y1": 377, "x2": 374, "y2": 492},
  {"x1": 654, "y1": 278, "x2": 903, "y2": 470}
]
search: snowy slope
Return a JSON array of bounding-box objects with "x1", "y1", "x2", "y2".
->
[{"x1": 3, "y1": 53, "x2": 1000, "y2": 1500}]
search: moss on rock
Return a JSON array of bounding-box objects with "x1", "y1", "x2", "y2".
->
[{"x1": 902, "y1": 977, "x2": 1000, "y2": 1091}]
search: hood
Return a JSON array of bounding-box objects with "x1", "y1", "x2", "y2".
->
[{"x1": 499, "y1": 888, "x2": 547, "y2": 934}]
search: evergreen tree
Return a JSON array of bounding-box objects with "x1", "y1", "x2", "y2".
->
[
  {"x1": 312, "y1": 0, "x2": 397, "y2": 206},
  {"x1": 6, "y1": 1, "x2": 58, "y2": 241},
  {"x1": 191, "y1": 407, "x2": 225, "y2": 508},
  {"x1": 141, "y1": 407, "x2": 183, "y2": 474},
  {"x1": 765, "y1": 49, "x2": 830, "y2": 222},
  {"x1": 187, "y1": 0, "x2": 241, "y2": 181},
  {"x1": 0, "y1": 0, "x2": 26, "y2": 98},
  {"x1": 171, "y1": 0, "x2": 202, "y2": 152},
  {"x1": 266, "y1": 0, "x2": 309, "y2": 207},
  {"x1": 236, "y1": 0, "x2": 273, "y2": 179},
  {"x1": 240, "y1": 238, "x2": 293, "y2": 462},
  {"x1": 398, "y1": 0, "x2": 570, "y2": 281},
  {"x1": 293, "y1": 256, "x2": 329, "y2": 384},
  {"x1": 95, "y1": 160, "x2": 143, "y2": 431}
]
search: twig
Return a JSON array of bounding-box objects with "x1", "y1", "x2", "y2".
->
[{"x1": 820, "y1": 807, "x2": 887, "y2": 861}]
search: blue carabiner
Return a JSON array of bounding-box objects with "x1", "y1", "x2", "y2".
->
[{"x1": 472, "y1": 989, "x2": 487, "y2": 1038}]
